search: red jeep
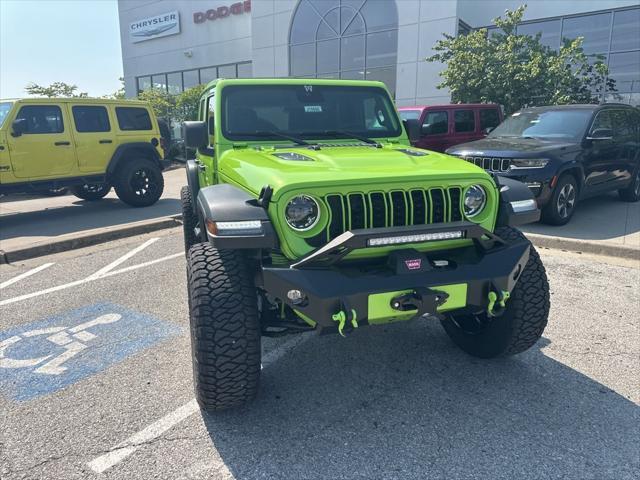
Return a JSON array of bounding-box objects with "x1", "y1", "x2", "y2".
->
[{"x1": 398, "y1": 104, "x2": 503, "y2": 152}]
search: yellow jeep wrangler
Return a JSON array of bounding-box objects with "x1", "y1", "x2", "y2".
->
[{"x1": 0, "y1": 98, "x2": 169, "y2": 207}]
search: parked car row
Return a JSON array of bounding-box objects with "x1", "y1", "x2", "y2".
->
[{"x1": 402, "y1": 102, "x2": 640, "y2": 225}]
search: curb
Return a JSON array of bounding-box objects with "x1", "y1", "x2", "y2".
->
[
  {"x1": 525, "y1": 233, "x2": 640, "y2": 261},
  {"x1": 1, "y1": 216, "x2": 637, "y2": 263},
  {"x1": 0, "y1": 215, "x2": 182, "y2": 264}
]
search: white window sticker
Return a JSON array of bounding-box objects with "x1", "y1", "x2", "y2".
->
[{"x1": 304, "y1": 105, "x2": 322, "y2": 113}]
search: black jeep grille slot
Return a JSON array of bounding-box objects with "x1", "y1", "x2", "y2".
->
[
  {"x1": 370, "y1": 192, "x2": 387, "y2": 228},
  {"x1": 327, "y1": 194, "x2": 344, "y2": 239},
  {"x1": 431, "y1": 188, "x2": 446, "y2": 223},
  {"x1": 316, "y1": 186, "x2": 465, "y2": 242}
]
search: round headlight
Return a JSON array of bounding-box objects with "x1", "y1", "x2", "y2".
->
[
  {"x1": 464, "y1": 185, "x2": 486, "y2": 218},
  {"x1": 285, "y1": 195, "x2": 320, "y2": 231}
]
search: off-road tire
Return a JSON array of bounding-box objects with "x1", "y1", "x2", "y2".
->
[
  {"x1": 618, "y1": 168, "x2": 640, "y2": 202},
  {"x1": 440, "y1": 226, "x2": 550, "y2": 358},
  {"x1": 187, "y1": 244, "x2": 261, "y2": 411},
  {"x1": 71, "y1": 183, "x2": 110, "y2": 201},
  {"x1": 541, "y1": 174, "x2": 578, "y2": 225},
  {"x1": 113, "y1": 158, "x2": 164, "y2": 207},
  {"x1": 181, "y1": 186, "x2": 200, "y2": 257}
]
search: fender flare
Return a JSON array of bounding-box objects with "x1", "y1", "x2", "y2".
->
[
  {"x1": 196, "y1": 183, "x2": 278, "y2": 249},
  {"x1": 555, "y1": 161, "x2": 585, "y2": 191},
  {"x1": 494, "y1": 176, "x2": 541, "y2": 227},
  {"x1": 185, "y1": 160, "x2": 200, "y2": 215},
  {"x1": 106, "y1": 143, "x2": 162, "y2": 181}
]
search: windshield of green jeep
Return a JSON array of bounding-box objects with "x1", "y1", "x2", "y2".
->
[
  {"x1": 0, "y1": 102, "x2": 13, "y2": 128},
  {"x1": 221, "y1": 84, "x2": 402, "y2": 142}
]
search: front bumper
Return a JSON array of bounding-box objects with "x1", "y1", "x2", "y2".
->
[{"x1": 259, "y1": 222, "x2": 530, "y2": 333}]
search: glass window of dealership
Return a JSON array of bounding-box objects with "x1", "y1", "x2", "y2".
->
[{"x1": 135, "y1": 2, "x2": 639, "y2": 106}]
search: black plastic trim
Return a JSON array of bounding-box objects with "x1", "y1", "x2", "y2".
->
[
  {"x1": 106, "y1": 142, "x2": 163, "y2": 179},
  {"x1": 494, "y1": 176, "x2": 541, "y2": 226},
  {"x1": 196, "y1": 184, "x2": 278, "y2": 249},
  {"x1": 0, "y1": 174, "x2": 106, "y2": 194}
]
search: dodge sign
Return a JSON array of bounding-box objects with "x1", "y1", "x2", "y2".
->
[{"x1": 129, "y1": 11, "x2": 180, "y2": 43}]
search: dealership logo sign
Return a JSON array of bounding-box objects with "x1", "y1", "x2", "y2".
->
[
  {"x1": 129, "y1": 11, "x2": 180, "y2": 43},
  {"x1": 193, "y1": 0, "x2": 251, "y2": 24}
]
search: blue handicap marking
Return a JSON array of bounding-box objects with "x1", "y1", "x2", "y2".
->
[{"x1": 0, "y1": 303, "x2": 181, "y2": 401}]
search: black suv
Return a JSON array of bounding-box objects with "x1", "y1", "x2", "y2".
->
[{"x1": 446, "y1": 104, "x2": 640, "y2": 225}]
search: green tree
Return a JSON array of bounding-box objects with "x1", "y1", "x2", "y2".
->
[
  {"x1": 137, "y1": 88, "x2": 176, "y2": 120},
  {"x1": 25, "y1": 81, "x2": 88, "y2": 98},
  {"x1": 175, "y1": 84, "x2": 206, "y2": 122},
  {"x1": 426, "y1": 5, "x2": 615, "y2": 114}
]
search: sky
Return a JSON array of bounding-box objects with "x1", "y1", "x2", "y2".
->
[{"x1": 0, "y1": 0, "x2": 123, "y2": 98}]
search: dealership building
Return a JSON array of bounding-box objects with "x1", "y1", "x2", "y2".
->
[{"x1": 118, "y1": 0, "x2": 640, "y2": 106}]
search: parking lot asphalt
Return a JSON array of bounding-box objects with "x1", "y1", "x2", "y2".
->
[{"x1": 0, "y1": 229, "x2": 638, "y2": 480}]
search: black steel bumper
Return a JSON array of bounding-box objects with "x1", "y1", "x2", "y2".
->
[{"x1": 259, "y1": 222, "x2": 530, "y2": 333}]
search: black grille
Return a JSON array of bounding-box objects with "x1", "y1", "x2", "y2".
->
[
  {"x1": 460, "y1": 156, "x2": 511, "y2": 172},
  {"x1": 315, "y1": 186, "x2": 463, "y2": 242}
]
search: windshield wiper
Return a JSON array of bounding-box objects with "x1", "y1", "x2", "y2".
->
[
  {"x1": 320, "y1": 130, "x2": 382, "y2": 147},
  {"x1": 250, "y1": 131, "x2": 313, "y2": 147}
]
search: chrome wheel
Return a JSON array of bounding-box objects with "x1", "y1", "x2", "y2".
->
[{"x1": 556, "y1": 183, "x2": 576, "y2": 219}]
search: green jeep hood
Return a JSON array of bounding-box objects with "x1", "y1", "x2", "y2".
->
[{"x1": 218, "y1": 144, "x2": 489, "y2": 199}]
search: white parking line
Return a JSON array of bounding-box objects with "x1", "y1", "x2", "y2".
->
[
  {"x1": 87, "y1": 332, "x2": 313, "y2": 474},
  {"x1": 0, "y1": 263, "x2": 55, "y2": 289},
  {"x1": 86, "y1": 238, "x2": 159, "y2": 280},
  {"x1": 0, "y1": 253, "x2": 182, "y2": 307}
]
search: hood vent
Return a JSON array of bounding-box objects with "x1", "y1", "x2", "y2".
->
[{"x1": 272, "y1": 152, "x2": 314, "y2": 161}]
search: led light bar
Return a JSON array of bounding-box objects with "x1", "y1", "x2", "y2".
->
[
  {"x1": 510, "y1": 199, "x2": 537, "y2": 213},
  {"x1": 367, "y1": 230, "x2": 464, "y2": 247},
  {"x1": 207, "y1": 220, "x2": 263, "y2": 236}
]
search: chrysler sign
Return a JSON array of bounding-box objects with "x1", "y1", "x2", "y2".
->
[{"x1": 129, "y1": 11, "x2": 180, "y2": 43}]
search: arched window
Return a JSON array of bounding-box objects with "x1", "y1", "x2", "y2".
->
[{"x1": 289, "y1": 0, "x2": 398, "y2": 95}]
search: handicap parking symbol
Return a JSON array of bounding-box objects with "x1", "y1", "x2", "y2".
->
[{"x1": 0, "y1": 303, "x2": 181, "y2": 401}]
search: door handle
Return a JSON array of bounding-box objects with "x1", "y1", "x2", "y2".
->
[
  {"x1": 99, "y1": 139, "x2": 113, "y2": 144},
  {"x1": 54, "y1": 141, "x2": 71, "y2": 146}
]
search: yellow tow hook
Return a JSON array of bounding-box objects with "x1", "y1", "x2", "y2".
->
[
  {"x1": 487, "y1": 290, "x2": 510, "y2": 317},
  {"x1": 332, "y1": 309, "x2": 358, "y2": 337}
]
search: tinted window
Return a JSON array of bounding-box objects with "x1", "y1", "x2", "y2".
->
[
  {"x1": 115, "y1": 107, "x2": 152, "y2": 131},
  {"x1": 611, "y1": 8, "x2": 640, "y2": 52},
  {"x1": 562, "y1": 13, "x2": 611, "y2": 55},
  {"x1": 183, "y1": 70, "x2": 199, "y2": 89},
  {"x1": 15, "y1": 105, "x2": 64, "y2": 134},
  {"x1": 590, "y1": 110, "x2": 614, "y2": 133},
  {"x1": 479, "y1": 109, "x2": 500, "y2": 131},
  {"x1": 517, "y1": 19, "x2": 561, "y2": 49},
  {"x1": 454, "y1": 110, "x2": 475, "y2": 133},
  {"x1": 0, "y1": 101, "x2": 12, "y2": 128},
  {"x1": 221, "y1": 84, "x2": 401, "y2": 141},
  {"x1": 399, "y1": 110, "x2": 422, "y2": 121},
  {"x1": 422, "y1": 111, "x2": 448, "y2": 135},
  {"x1": 490, "y1": 109, "x2": 593, "y2": 140},
  {"x1": 610, "y1": 110, "x2": 634, "y2": 137},
  {"x1": 608, "y1": 52, "x2": 640, "y2": 94},
  {"x1": 72, "y1": 106, "x2": 110, "y2": 133}
]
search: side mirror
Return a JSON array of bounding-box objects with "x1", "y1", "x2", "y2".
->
[
  {"x1": 403, "y1": 119, "x2": 420, "y2": 143},
  {"x1": 182, "y1": 121, "x2": 208, "y2": 150},
  {"x1": 11, "y1": 118, "x2": 27, "y2": 137},
  {"x1": 483, "y1": 126, "x2": 494, "y2": 135},
  {"x1": 587, "y1": 128, "x2": 613, "y2": 140}
]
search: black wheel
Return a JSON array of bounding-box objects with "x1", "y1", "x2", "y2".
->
[
  {"x1": 619, "y1": 168, "x2": 640, "y2": 202},
  {"x1": 541, "y1": 174, "x2": 578, "y2": 225},
  {"x1": 440, "y1": 226, "x2": 550, "y2": 358},
  {"x1": 113, "y1": 159, "x2": 164, "y2": 207},
  {"x1": 187, "y1": 244, "x2": 261, "y2": 411},
  {"x1": 71, "y1": 183, "x2": 110, "y2": 201},
  {"x1": 181, "y1": 186, "x2": 201, "y2": 256}
]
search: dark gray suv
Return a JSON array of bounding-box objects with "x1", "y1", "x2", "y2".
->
[{"x1": 446, "y1": 104, "x2": 640, "y2": 225}]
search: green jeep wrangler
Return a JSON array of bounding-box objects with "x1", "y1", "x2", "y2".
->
[{"x1": 181, "y1": 79, "x2": 550, "y2": 412}]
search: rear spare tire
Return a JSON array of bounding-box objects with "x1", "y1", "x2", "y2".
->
[
  {"x1": 187, "y1": 244, "x2": 261, "y2": 411},
  {"x1": 440, "y1": 226, "x2": 550, "y2": 358},
  {"x1": 113, "y1": 158, "x2": 164, "y2": 207}
]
